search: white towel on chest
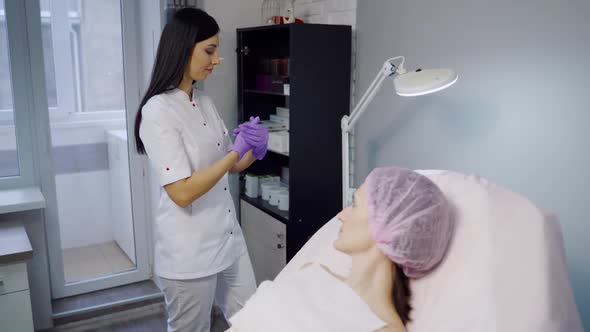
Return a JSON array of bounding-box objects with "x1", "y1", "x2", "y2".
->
[{"x1": 229, "y1": 263, "x2": 386, "y2": 332}]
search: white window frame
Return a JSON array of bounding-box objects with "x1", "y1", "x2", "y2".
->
[
  {"x1": 0, "y1": 3, "x2": 127, "y2": 126},
  {"x1": 0, "y1": 1, "x2": 35, "y2": 189},
  {"x1": 0, "y1": 9, "x2": 13, "y2": 125},
  {"x1": 45, "y1": 1, "x2": 126, "y2": 124}
]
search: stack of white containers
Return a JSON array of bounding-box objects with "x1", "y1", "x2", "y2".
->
[
  {"x1": 260, "y1": 176, "x2": 289, "y2": 211},
  {"x1": 267, "y1": 107, "x2": 289, "y2": 154},
  {"x1": 243, "y1": 107, "x2": 290, "y2": 211},
  {"x1": 245, "y1": 169, "x2": 289, "y2": 212}
]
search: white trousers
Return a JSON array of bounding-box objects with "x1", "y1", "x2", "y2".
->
[{"x1": 160, "y1": 252, "x2": 256, "y2": 332}]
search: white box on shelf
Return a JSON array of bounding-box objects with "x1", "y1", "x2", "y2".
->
[
  {"x1": 283, "y1": 84, "x2": 290, "y2": 95},
  {"x1": 268, "y1": 131, "x2": 289, "y2": 153},
  {"x1": 270, "y1": 114, "x2": 289, "y2": 124},
  {"x1": 276, "y1": 107, "x2": 290, "y2": 117},
  {"x1": 260, "y1": 120, "x2": 288, "y2": 131}
]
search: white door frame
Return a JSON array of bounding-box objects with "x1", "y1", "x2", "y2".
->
[
  {"x1": 0, "y1": 0, "x2": 36, "y2": 189},
  {"x1": 23, "y1": 0, "x2": 152, "y2": 298}
]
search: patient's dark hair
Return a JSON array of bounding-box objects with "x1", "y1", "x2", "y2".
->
[{"x1": 393, "y1": 264, "x2": 412, "y2": 325}]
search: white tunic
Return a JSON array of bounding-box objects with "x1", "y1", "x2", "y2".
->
[{"x1": 139, "y1": 87, "x2": 247, "y2": 280}]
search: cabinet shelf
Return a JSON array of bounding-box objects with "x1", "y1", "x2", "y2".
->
[
  {"x1": 268, "y1": 148, "x2": 289, "y2": 157},
  {"x1": 244, "y1": 89, "x2": 287, "y2": 97},
  {"x1": 240, "y1": 194, "x2": 289, "y2": 224}
]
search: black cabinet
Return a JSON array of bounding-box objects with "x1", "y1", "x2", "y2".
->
[{"x1": 237, "y1": 24, "x2": 351, "y2": 263}]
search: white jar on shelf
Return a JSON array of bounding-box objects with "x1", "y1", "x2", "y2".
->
[
  {"x1": 261, "y1": 183, "x2": 278, "y2": 201},
  {"x1": 245, "y1": 174, "x2": 259, "y2": 198},
  {"x1": 269, "y1": 188, "x2": 287, "y2": 206},
  {"x1": 277, "y1": 191, "x2": 289, "y2": 211}
]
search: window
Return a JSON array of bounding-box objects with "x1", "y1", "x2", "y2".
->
[
  {"x1": 41, "y1": 0, "x2": 125, "y2": 120},
  {"x1": 0, "y1": 0, "x2": 130, "y2": 185}
]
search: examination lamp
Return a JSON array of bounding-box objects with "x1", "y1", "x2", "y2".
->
[{"x1": 341, "y1": 56, "x2": 458, "y2": 206}]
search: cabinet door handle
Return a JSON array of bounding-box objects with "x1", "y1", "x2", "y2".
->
[
  {"x1": 237, "y1": 46, "x2": 250, "y2": 55},
  {"x1": 277, "y1": 244, "x2": 285, "y2": 249}
]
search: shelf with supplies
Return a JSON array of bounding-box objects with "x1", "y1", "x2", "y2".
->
[
  {"x1": 237, "y1": 23, "x2": 351, "y2": 263},
  {"x1": 240, "y1": 193, "x2": 289, "y2": 224}
]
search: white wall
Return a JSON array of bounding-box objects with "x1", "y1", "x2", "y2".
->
[
  {"x1": 295, "y1": 0, "x2": 356, "y2": 26},
  {"x1": 355, "y1": 0, "x2": 590, "y2": 327}
]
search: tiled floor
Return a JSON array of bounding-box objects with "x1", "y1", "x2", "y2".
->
[{"x1": 63, "y1": 241, "x2": 135, "y2": 283}]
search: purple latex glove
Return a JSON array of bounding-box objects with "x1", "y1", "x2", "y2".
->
[
  {"x1": 229, "y1": 131, "x2": 252, "y2": 160},
  {"x1": 233, "y1": 116, "x2": 268, "y2": 160},
  {"x1": 235, "y1": 129, "x2": 268, "y2": 159},
  {"x1": 233, "y1": 129, "x2": 266, "y2": 144},
  {"x1": 233, "y1": 116, "x2": 266, "y2": 136},
  {"x1": 252, "y1": 140, "x2": 268, "y2": 160}
]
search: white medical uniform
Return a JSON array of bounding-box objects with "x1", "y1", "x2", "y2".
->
[{"x1": 140, "y1": 88, "x2": 255, "y2": 332}]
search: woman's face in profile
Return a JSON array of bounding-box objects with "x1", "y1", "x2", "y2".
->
[
  {"x1": 187, "y1": 34, "x2": 220, "y2": 81},
  {"x1": 334, "y1": 183, "x2": 375, "y2": 255}
]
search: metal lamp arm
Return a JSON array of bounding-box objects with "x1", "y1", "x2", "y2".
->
[
  {"x1": 341, "y1": 56, "x2": 405, "y2": 207},
  {"x1": 345, "y1": 56, "x2": 405, "y2": 130}
]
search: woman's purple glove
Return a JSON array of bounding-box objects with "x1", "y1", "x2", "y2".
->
[
  {"x1": 233, "y1": 117, "x2": 269, "y2": 160},
  {"x1": 229, "y1": 131, "x2": 252, "y2": 160},
  {"x1": 251, "y1": 138, "x2": 268, "y2": 160}
]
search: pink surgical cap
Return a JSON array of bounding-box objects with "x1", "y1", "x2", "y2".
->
[{"x1": 365, "y1": 167, "x2": 454, "y2": 278}]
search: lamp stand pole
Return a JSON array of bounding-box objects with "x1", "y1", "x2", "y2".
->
[{"x1": 340, "y1": 57, "x2": 404, "y2": 207}]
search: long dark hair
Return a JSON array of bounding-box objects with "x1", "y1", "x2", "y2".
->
[
  {"x1": 134, "y1": 8, "x2": 219, "y2": 154},
  {"x1": 393, "y1": 264, "x2": 412, "y2": 325}
]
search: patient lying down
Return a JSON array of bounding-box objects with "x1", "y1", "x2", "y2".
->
[{"x1": 226, "y1": 167, "x2": 455, "y2": 332}]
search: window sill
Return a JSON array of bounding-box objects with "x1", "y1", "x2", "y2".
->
[
  {"x1": 0, "y1": 221, "x2": 34, "y2": 265},
  {"x1": 0, "y1": 187, "x2": 46, "y2": 215}
]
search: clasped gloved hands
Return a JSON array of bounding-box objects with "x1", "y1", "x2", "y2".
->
[{"x1": 229, "y1": 116, "x2": 269, "y2": 160}]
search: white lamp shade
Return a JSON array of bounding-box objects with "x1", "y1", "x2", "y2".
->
[{"x1": 394, "y1": 68, "x2": 458, "y2": 97}]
